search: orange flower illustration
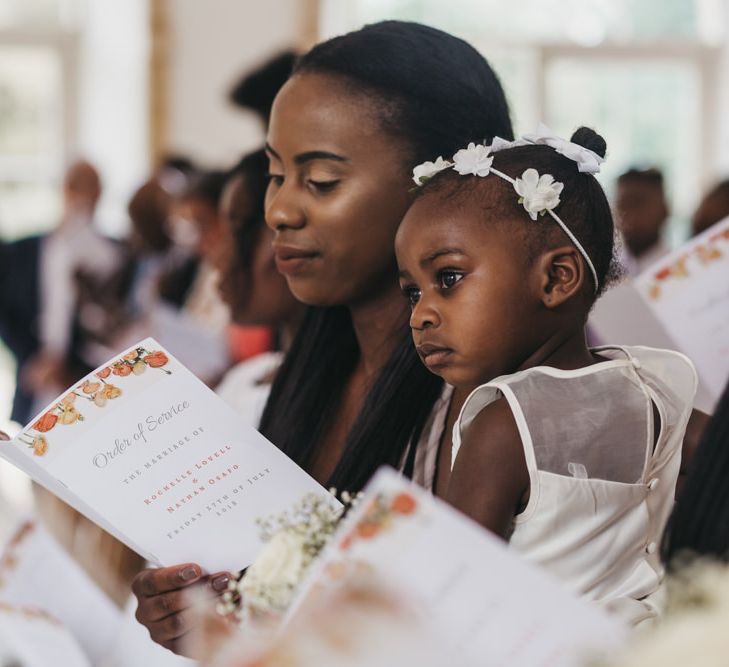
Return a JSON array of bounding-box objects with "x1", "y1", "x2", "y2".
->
[
  {"x1": 81, "y1": 380, "x2": 101, "y2": 394},
  {"x1": 356, "y1": 522, "x2": 379, "y2": 539},
  {"x1": 143, "y1": 351, "x2": 169, "y2": 368},
  {"x1": 24, "y1": 346, "x2": 173, "y2": 458},
  {"x1": 391, "y1": 492, "x2": 417, "y2": 515},
  {"x1": 32, "y1": 436, "x2": 48, "y2": 456},
  {"x1": 60, "y1": 393, "x2": 76, "y2": 407},
  {"x1": 112, "y1": 362, "x2": 132, "y2": 377},
  {"x1": 58, "y1": 406, "x2": 82, "y2": 425},
  {"x1": 100, "y1": 384, "x2": 122, "y2": 400},
  {"x1": 32, "y1": 412, "x2": 58, "y2": 433}
]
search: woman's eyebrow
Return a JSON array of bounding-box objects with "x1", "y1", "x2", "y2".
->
[
  {"x1": 264, "y1": 143, "x2": 348, "y2": 165},
  {"x1": 294, "y1": 150, "x2": 348, "y2": 165}
]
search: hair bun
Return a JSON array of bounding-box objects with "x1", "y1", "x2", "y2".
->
[{"x1": 570, "y1": 126, "x2": 607, "y2": 159}]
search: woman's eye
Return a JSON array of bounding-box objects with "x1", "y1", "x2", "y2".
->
[
  {"x1": 403, "y1": 286, "x2": 421, "y2": 307},
  {"x1": 438, "y1": 270, "x2": 464, "y2": 289},
  {"x1": 266, "y1": 173, "x2": 284, "y2": 187},
  {"x1": 307, "y1": 179, "x2": 340, "y2": 193}
]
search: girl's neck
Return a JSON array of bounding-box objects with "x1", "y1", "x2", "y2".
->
[
  {"x1": 516, "y1": 325, "x2": 596, "y2": 374},
  {"x1": 348, "y1": 282, "x2": 409, "y2": 379}
]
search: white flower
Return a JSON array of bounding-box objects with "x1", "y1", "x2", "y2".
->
[
  {"x1": 244, "y1": 528, "x2": 307, "y2": 592},
  {"x1": 452, "y1": 142, "x2": 494, "y2": 177},
  {"x1": 513, "y1": 168, "x2": 564, "y2": 220},
  {"x1": 412, "y1": 156, "x2": 452, "y2": 185}
]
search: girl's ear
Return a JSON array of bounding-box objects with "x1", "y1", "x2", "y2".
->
[{"x1": 535, "y1": 246, "x2": 586, "y2": 308}]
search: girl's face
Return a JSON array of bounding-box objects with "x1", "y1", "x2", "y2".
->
[
  {"x1": 217, "y1": 175, "x2": 299, "y2": 326},
  {"x1": 395, "y1": 194, "x2": 543, "y2": 391},
  {"x1": 264, "y1": 73, "x2": 414, "y2": 307}
]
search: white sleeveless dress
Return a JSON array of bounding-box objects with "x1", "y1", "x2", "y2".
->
[{"x1": 452, "y1": 346, "x2": 697, "y2": 626}]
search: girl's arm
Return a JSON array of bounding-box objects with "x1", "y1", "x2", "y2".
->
[{"x1": 446, "y1": 398, "x2": 530, "y2": 539}]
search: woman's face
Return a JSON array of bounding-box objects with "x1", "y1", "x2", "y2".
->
[
  {"x1": 265, "y1": 73, "x2": 414, "y2": 307},
  {"x1": 217, "y1": 175, "x2": 300, "y2": 327}
]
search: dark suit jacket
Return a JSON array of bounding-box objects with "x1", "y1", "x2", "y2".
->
[{"x1": 0, "y1": 236, "x2": 42, "y2": 423}]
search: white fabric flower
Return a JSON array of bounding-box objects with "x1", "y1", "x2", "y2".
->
[
  {"x1": 244, "y1": 528, "x2": 307, "y2": 590},
  {"x1": 513, "y1": 168, "x2": 564, "y2": 220},
  {"x1": 452, "y1": 142, "x2": 494, "y2": 177},
  {"x1": 412, "y1": 156, "x2": 452, "y2": 185},
  {"x1": 522, "y1": 123, "x2": 605, "y2": 174}
]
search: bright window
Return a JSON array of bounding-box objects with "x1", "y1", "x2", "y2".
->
[{"x1": 320, "y1": 0, "x2": 726, "y2": 243}]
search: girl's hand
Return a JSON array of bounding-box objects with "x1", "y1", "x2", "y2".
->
[
  {"x1": 0, "y1": 431, "x2": 9, "y2": 441},
  {"x1": 132, "y1": 564, "x2": 232, "y2": 656}
]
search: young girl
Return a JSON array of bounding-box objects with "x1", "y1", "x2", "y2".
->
[{"x1": 396, "y1": 126, "x2": 697, "y2": 625}]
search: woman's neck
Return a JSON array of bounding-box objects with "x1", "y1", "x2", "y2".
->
[{"x1": 348, "y1": 282, "x2": 409, "y2": 379}]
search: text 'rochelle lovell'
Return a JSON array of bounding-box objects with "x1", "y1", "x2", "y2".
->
[{"x1": 143, "y1": 445, "x2": 236, "y2": 509}]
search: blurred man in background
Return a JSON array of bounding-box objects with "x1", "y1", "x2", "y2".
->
[
  {"x1": 0, "y1": 159, "x2": 124, "y2": 424},
  {"x1": 615, "y1": 167, "x2": 670, "y2": 275}
]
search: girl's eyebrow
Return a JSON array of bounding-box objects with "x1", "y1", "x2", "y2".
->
[
  {"x1": 422, "y1": 248, "x2": 466, "y2": 266},
  {"x1": 264, "y1": 143, "x2": 348, "y2": 165}
]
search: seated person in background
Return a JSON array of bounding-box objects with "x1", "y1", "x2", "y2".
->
[
  {"x1": 214, "y1": 149, "x2": 304, "y2": 425},
  {"x1": 229, "y1": 50, "x2": 297, "y2": 129},
  {"x1": 691, "y1": 178, "x2": 729, "y2": 237},
  {"x1": 615, "y1": 167, "x2": 670, "y2": 275},
  {"x1": 0, "y1": 160, "x2": 124, "y2": 423},
  {"x1": 662, "y1": 378, "x2": 729, "y2": 564},
  {"x1": 160, "y1": 171, "x2": 230, "y2": 333}
]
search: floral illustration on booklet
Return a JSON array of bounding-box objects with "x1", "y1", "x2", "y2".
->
[
  {"x1": 646, "y1": 224, "x2": 728, "y2": 301},
  {"x1": 339, "y1": 491, "x2": 417, "y2": 551},
  {"x1": 16, "y1": 346, "x2": 170, "y2": 457}
]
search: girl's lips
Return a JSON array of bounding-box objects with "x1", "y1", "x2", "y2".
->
[{"x1": 416, "y1": 343, "x2": 454, "y2": 368}]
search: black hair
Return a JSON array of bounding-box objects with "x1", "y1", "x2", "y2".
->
[
  {"x1": 223, "y1": 149, "x2": 269, "y2": 304},
  {"x1": 259, "y1": 21, "x2": 514, "y2": 492},
  {"x1": 293, "y1": 20, "x2": 513, "y2": 167},
  {"x1": 419, "y1": 126, "x2": 619, "y2": 300},
  {"x1": 662, "y1": 381, "x2": 729, "y2": 564},
  {"x1": 230, "y1": 51, "x2": 297, "y2": 122},
  {"x1": 692, "y1": 178, "x2": 729, "y2": 236},
  {"x1": 617, "y1": 167, "x2": 664, "y2": 189},
  {"x1": 182, "y1": 170, "x2": 229, "y2": 209}
]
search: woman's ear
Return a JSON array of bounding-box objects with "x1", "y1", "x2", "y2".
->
[{"x1": 535, "y1": 246, "x2": 585, "y2": 308}]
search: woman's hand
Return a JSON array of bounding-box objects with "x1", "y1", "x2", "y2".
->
[{"x1": 132, "y1": 563, "x2": 232, "y2": 656}]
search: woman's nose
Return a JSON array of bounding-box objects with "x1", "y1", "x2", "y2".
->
[{"x1": 265, "y1": 183, "x2": 306, "y2": 232}]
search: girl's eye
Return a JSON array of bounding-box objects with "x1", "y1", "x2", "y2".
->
[
  {"x1": 402, "y1": 286, "x2": 421, "y2": 307},
  {"x1": 307, "y1": 179, "x2": 340, "y2": 193},
  {"x1": 266, "y1": 174, "x2": 284, "y2": 187},
  {"x1": 438, "y1": 270, "x2": 464, "y2": 289}
]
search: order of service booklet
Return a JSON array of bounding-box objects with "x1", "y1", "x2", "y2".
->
[
  {"x1": 0, "y1": 339, "x2": 335, "y2": 573},
  {"x1": 287, "y1": 468, "x2": 626, "y2": 667}
]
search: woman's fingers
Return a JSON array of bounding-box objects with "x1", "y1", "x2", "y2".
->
[{"x1": 132, "y1": 564, "x2": 202, "y2": 598}]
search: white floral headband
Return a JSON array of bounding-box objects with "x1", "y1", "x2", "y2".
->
[{"x1": 412, "y1": 124, "x2": 602, "y2": 292}]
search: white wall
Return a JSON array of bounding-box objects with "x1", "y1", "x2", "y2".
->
[{"x1": 165, "y1": 0, "x2": 306, "y2": 169}]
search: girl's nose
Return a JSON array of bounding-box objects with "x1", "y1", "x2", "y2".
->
[
  {"x1": 265, "y1": 183, "x2": 305, "y2": 232},
  {"x1": 410, "y1": 297, "x2": 440, "y2": 331}
]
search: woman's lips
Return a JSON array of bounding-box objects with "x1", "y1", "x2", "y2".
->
[
  {"x1": 273, "y1": 246, "x2": 320, "y2": 275},
  {"x1": 416, "y1": 342, "x2": 453, "y2": 368}
]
